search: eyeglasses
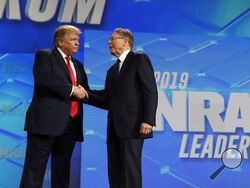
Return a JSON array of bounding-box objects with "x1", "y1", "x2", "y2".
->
[{"x1": 109, "y1": 36, "x2": 124, "y2": 41}]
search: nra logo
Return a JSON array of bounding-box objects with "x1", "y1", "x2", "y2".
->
[{"x1": 0, "y1": 0, "x2": 106, "y2": 24}]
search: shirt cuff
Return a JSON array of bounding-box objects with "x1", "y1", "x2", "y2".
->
[{"x1": 70, "y1": 85, "x2": 74, "y2": 97}]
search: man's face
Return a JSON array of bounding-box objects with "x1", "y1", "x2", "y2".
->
[
  {"x1": 59, "y1": 32, "x2": 79, "y2": 56},
  {"x1": 108, "y1": 32, "x2": 126, "y2": 57}
]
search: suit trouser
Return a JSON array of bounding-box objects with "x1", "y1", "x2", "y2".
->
[
  {"x1": 20, "y1": 116, "x2": 79, "y2": 188},
  {"x1": 107, "y1": 125, "x2": 144, "y2": 188}
]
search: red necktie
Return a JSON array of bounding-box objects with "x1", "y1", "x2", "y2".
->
[{"x1": 65, "y1": 56, "x2": 77, "y2": 117}]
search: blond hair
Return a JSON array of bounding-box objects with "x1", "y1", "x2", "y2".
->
[{"x1": 53, "y1": 25, "x2": 81, "y2": 47}]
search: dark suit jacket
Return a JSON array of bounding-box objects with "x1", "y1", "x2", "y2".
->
[
  {"x1": 90, "y1": 51, "x2": 158, "y2": 139},
  {"x1": 24, "y1": 48, "x2": 89, "y2": 141}
]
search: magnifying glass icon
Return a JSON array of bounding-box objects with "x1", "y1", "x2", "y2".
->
[{"x1": 210, "y1": 148, "x2": 243, "y2": 180}]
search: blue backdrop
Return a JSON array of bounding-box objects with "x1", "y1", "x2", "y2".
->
[{"x1": 81, "y1": 30, "x2": 250, "y2": 188}]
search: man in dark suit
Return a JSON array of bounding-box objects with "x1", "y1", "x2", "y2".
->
[
  {"x1": 88, "y1": 28, "x2": 158, "y2": 188},
  {"x1": 20, "y1": 25, "x2": 89, "y2": 188}
]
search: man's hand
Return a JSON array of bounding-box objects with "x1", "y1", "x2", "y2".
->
[
  {"x1": 78, "y1": 85, "x2": 89, "y2": 98},
  {"x1": 140, "y1": 122, "x2": 152, "y2": 134},
  {"x1": 72, "y1": 85, "x2": 89, "y2": 100}
]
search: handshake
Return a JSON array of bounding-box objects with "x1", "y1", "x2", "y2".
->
[{"x1": 72, "y1": 85, "x2": 89, "y2": 100}]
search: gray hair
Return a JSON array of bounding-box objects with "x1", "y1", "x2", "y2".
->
[{"x1": 114, "y1": 28, "x2": 134, "y2": 48}]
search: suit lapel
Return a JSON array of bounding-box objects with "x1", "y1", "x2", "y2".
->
[
  {"x1": 116, "y1": 51, "x2": 133, "y2": 84},
  {"x1": 52, "y1": 48, "x2": 72, "y2": 82},
  {"x1": 110, "y1": 51, "x2": 134, "y2": 92},
  {"x1": 71, "y1": 57, "x2": 81, "y2": 85},
  {"x1": 110, "y1": 63, "x2": 118, "y2": 91}
]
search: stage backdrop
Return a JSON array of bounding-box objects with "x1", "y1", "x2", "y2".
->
[
  {"x1": 81, "y1": 30, "x2": 250, "y2": 188},
  {"x1": 0, "y1": 0, "x2": 249, "y2": 188}
]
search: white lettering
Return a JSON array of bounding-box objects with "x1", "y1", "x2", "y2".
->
[
  {"x1": 26, "y1": 0, "x2": 59, "y2": 22},
  {"x1": 189, "y1": 91, "x2": 225, "y2": 132},
  {"x1": 224, "y1": 93, "x2": 250, "y2": 132},
  {"x1": 0, "y1": 0, "x2": 21, "y2": 20},
  {"x1": 58, "y1": 0, "x2": 106, "y2": 24},
  {"x1": 179, "y1": 134, "x2": 189, "y2": 158},
  {"x1": 190, "y1": 134, "x2": 203, "y2": 158},
  {"x1": 214, "y1": 135, "x2": 227, "y2": 158},
  {"x1": 239, "y1": 136, "x2": 250, "y2": 158},
  {"x1": 200, "y1": 134, "x2": 213, "y2": 158},
  {"x1": 179, "y1": 134, "x2": 250, "y2": 159},
  {"x1": 155, "y1": 90, "x2": 186, "y2": 131}
]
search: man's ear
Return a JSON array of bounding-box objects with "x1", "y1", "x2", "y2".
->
[
  {"x1": 124, "y1": 38, "x2": 130, "y2": 47},
  {"x1": 58, "y1": 39, "x2": 63, "y2": 47}
]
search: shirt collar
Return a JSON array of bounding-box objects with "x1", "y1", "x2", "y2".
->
[
  {"x1": 118, "y1": 49, "x2": 130, "y2": 63},
  {"x1": 57, "y1": 47, "x2": 70, "y2": 61}
]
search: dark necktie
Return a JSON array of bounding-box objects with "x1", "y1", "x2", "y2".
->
[
  {"x1": 113, "y1": 59, "x2": 120, "y2": 87},
  {"x1": 114, "y1": 59, "x2": 120, "y2": 76},
  {"x1": 116, "y1": 59, "x2": 121, "y2": 73},
  {"x1": 65, "y1": 56, "x2": 77, "y2": 117}
]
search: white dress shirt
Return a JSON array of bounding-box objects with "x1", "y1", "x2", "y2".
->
[
  {"x1": 57, "y1": 47, "x2": 77, "y2": 96},
  {"x1": 118, "y1": 49, "x2": 130, "y2": 71}
]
